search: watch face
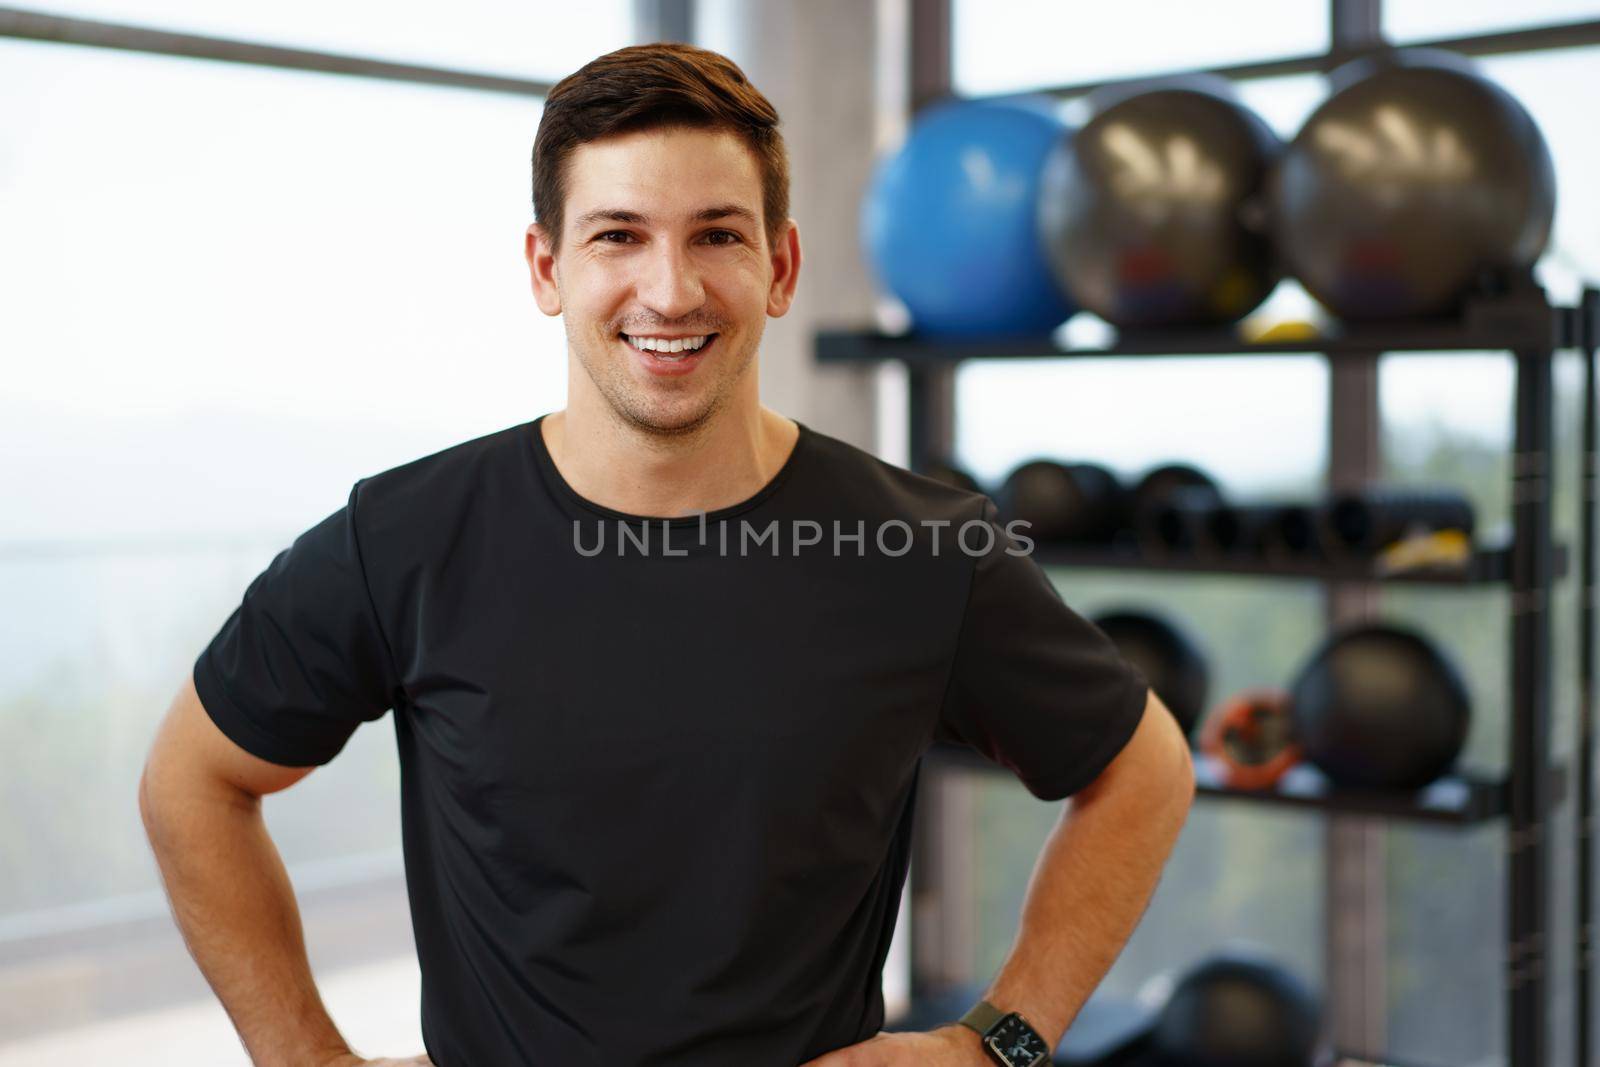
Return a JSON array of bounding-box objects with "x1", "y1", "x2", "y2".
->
[{"x1": 986, "y1": 1013, "x2": 1051, "y2": 1067}]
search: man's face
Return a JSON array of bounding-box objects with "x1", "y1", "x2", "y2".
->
[{"x1": 525, "y1": 126, "x2": 800, "y2": 436}]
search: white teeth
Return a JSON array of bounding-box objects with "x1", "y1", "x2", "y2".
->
[{"x1": 625, "y1": 334, "x2": 709, "y2": 353}]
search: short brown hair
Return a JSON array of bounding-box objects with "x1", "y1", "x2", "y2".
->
[{"x1": 532, "y1": 43, "x2": 789, "y2": 253}]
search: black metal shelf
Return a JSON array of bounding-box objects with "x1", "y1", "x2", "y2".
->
[
  {"x1": 923, "y1": 742, "x2": 1555, "y2": 826},
  {"x1": 845, "y1": 286, "x2": 1597, "y2": 1067},
  {"x1": 1191, "y1": 757, "x2": 1568, "y2": 826},
  {"x1": 1029, "y1": 539, "x2": 1567, "y2": 586},
  {"x1": 815, "y1": 294, "x2": 1581, "y2": 365}
]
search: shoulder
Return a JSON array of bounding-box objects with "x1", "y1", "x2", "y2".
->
[
  {"x1": 796, "y1": 422, "x2": 993, "y2": 526},
  {"x1": 350, "y1": 420, "x2": 534, "y2": 538}
]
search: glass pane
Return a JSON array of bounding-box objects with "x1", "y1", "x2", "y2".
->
[
  {"x1": 1385, "y1": 0, "x2": 1600, "y2": 43},
  {"x1": 953, "y1": 0, "x2": 1328, "y2": 96},
  {"x1": 955, "y1": 357, "x2": 1327, "y2": 498},
  {"x1": 1376, "y1": 350, "x2": 1587, "y2": 1062},
  {"x1": 1232, "y1": 71, "x2": 1327, "y2": 137},
  {"x1": 0, "y1": 36, "x2": 563, "y2": 930},
  {"x1": 1481, "y1": 46, "x2": 1600, "y2": 303},
  {"x1": 28, "y1": 0, "x2": 634, "y2": 80}
]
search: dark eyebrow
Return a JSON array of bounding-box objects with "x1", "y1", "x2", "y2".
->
[
  {"x1": 693, "y1": 204, "x2": 759, "y2": 226},
  {"x1": 573, "y1": 209, "x2": 649, "y2": 231},
  {"x1": 572, "y1": 205, "x2": 759, "y2": 231}
]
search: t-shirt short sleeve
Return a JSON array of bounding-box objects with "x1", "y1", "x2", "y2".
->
[
  {"x1": 192, "y1": 479, "x2": 401, "y2": 767},
  {"x1": 935, "y1": 498, "x2": 1150, "y2": 801}
]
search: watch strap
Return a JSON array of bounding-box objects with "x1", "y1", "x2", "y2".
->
[{"x1": 959, "y1": 998, "x2": 1006, "y2": 1036}]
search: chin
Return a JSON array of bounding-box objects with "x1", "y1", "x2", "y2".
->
[{"x1": 616, "y1": 393, "x2": 722, "y2": 436}]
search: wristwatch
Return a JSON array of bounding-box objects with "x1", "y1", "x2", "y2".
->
[{"x1": 958, "y1": 999, "x2": 1052, "y2": 1067}]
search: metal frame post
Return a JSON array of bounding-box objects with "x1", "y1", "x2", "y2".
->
[
  {"x1": 1511, "y1": 348, "x2": 1557, "y2": 1067},
  {"x1": 1324, "y1": 348, "x2": 1387, "y2": 1057},
  {"x1": 1324, "y1": 1, "x2": 1389, "y2": 1058},
  {"x1": 1577, "y1": 287, "x2": 1599, "y2": 1067},
  {"x1": 904, "y1": 0, "x2": 970, "y2": 1006}
]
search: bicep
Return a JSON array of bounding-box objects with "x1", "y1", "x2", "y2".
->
[
  {"x1": 143, "y1": 670, "x2": 317, "y2": 803},
  {"x1": 1076, "y1": 689, "x2": 1195, "y2": 803}
]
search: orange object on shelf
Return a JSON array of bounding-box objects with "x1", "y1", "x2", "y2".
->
[{"x1": 1199, "y1": 687, "x2": 1302, "y2": 791}]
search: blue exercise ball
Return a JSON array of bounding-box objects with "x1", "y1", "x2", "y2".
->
[{"x1": 861, "y1": 97, "x2": 1075, "y2": 337}]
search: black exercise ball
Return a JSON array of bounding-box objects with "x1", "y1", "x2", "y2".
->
[
  {"x1": 1202, "y1": 502, "x2": 1282, "y2": 556},
  {"x1": 1149, "y1": 951, "x2": 1322, "y2": 1067},
  {"x1": 1288, "y1": 624, "x2": 1471, "y2": 789},
  {"x1": 1131, "y1": 464, "x2": 1224, "y2": 554},
  {"x1": 1319, "y1": 485, "x2": 1476, "y2": 557},
  {"x1": 1262, "y1": 503, "x2": 1320, "y2": 562},
  {"x1": 1092, "y1": 610, "x2": 1210, "y2": 739},
  {"x1": 1040, "y1": 85, "x2": 1281, "y2": 327},
  {"x1": 1273, "y1": 48, "x2": 1555, "y2": 320},
  {"x1": 998, "y1": 460, "x2": 1126, "y2": 544}
]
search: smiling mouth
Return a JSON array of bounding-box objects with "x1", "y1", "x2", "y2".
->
[{"x1": 620, "y1": 332, "x2": 719, "y2": 361}]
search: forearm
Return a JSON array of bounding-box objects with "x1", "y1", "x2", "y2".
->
[
  {"x1": 983, "y1": 725, "x2": 1194, "y2": 1049},
  {"x1": 140, "y1": 772, "x2": 351, "y2": 1067}
]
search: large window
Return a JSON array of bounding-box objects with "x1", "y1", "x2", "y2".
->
[
  {"x1": 953, "y1": 0, "x2": 1328, "y2": 95},
  {"x1": 1482, "y1": 46, "x2": 1600, "y2": 302},
  {"x1": 0, "y1": 7, "x2": 628, "y2": 1055},
  {"x1": 1385, "y1": 0, "x2": 1600, "y2": 43},
  {"x1": 26, "y1": 0, "x2": 632, "y2": 79}
]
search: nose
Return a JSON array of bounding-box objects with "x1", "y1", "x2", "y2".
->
[{"x1": 633, "y1": 241, "x2": 706, "y2": 321}]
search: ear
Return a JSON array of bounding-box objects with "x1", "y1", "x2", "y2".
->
[
  {"x1": 525, "y1": 222, "x2": 562, "y2": 316},
  {"x1": 766, "y1": 218, "x2": 802, "y2": 318}
]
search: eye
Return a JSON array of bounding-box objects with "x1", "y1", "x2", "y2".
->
[
  {"x1": 703, "y1": 229, "x2": 742, "y2": 246},
  {"x1": 595, "y1": 230, "x2": 636, "y2": 244}
]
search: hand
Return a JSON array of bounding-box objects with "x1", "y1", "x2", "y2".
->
[
  {"x1": 317, "y1": 1055, "x2": 434, "y2": 1066},
  {"x1": 798, "y1": 1024, "x2": 988, "y2": 1066}
]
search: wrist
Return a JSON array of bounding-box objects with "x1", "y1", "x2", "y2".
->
[
  {"x1": 958, "y1": 999, "x2": 1056, "y2": 1066},
  {"x1": 983, "y1": 982, "x2": 1070, "y2": 1050},
  {"x1": 291, "y1": 1040, "x2": 358, "y2": 1067},
  {"x1": 933, "y1": 1022, "x2": 991, "y2": 1065},
  {"x1": 311, "y1": 1055, "x2": 362, "y2": 1067}
]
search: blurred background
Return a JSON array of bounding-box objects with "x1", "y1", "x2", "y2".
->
[{"x1": 2, "y1": 1, "x2": 1598, "y2": 1064}]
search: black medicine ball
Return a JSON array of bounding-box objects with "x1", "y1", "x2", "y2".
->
[
  {"x1": 1092, "y1": 610, "x2": 1210, "y2": 739},
  {"x1": 1288, "y1": 624, "x2": 1471, "y2": 789},
  {"x1": 1150, "y1": 951, "x2": 1322, "y2": 1067}
]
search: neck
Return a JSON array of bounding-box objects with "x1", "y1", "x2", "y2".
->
[{"x1": 542, "y1": 401, "x2": 798, "y2": 519}]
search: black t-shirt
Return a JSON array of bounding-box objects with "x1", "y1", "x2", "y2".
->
[{"x1": 193, "y1": 414, "x2": 1148, "y2": 1066}]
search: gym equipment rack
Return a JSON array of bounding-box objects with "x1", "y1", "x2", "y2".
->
[{"x1": 815, "y1": 285, "x2": 1600, "y2": 1067}]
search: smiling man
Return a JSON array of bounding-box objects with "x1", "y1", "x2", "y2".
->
[{"x1": 139, "y1": 43, "x2": 1193, "y2": 1067}]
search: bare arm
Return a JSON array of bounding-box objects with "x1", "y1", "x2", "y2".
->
[
  {"x1": 138, "y1": 671, "x2": 419, "y2": 1067},
  {"x1": 976, "y1": 688, "x2": 1196, "y2": 1051}
]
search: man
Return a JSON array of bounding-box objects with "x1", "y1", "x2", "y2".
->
[{"x1": 139, "y1": 42, "x2": 1193, "y2": 1067}]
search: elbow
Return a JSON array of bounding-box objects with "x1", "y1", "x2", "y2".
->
[
  {"x1": 138, "y1": 745, "x2": 185, "y2": 848},
  {"x1": 1174, "y1": 735, "x2": 1198, "y2": 814},
  {"x1": 138, "y1": 759, "x2": 164, "y2": 844}
]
